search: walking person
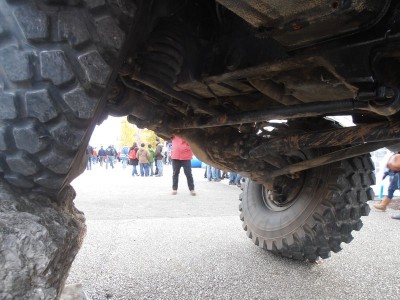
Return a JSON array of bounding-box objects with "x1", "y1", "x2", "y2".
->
[
  {"x1": 171, "y1": 136, "x2": 196, "y2": 195},
  {"x1": 374, "y1": 153, "x2": 400, "y2": 219},
  {"x1": 86, "y1": 145, "x2": 93, "y2": 170},
  {"x1": 120, "y1": 145, "x2": 129, "y2": 169},
  {"x1": 207, "y1": 166, "x2": 221, "y2": 182},
  {"x1": 98, "y1": 145, "x2": 106, "y2": 167},
  {"x1": 92, "y1": 147, "x2": 97, "y2": 164},
  {"x1": 155, "y1": 138, "x2": 164, "y2": 177},
  {"x1": 129, "y1": 143, "x2": 139, "y2": 176},
  {"x1": 137, "y1": 143, "x2": 150, "y2": 176},
  {"x1": 105, "y1": 145, "x2": 116, "y2": 169},
  {"x1": 148, "y1": 144, "x2": 155, "y2": 176}
]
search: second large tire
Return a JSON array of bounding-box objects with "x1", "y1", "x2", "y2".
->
[{"x1": 239, "y1": 154, "x2": 374, "y2": 261}]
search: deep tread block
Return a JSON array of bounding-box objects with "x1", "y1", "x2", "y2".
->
[
  {"x1": 49, "y1": 121, "x2": 84, "y2": 150},
  {"x1": 14, "y1": 6, "x2": 49, "y2": 41},
  {"x1": 58, "y1": 11, "x2": 90, "y2": 47},
  {"x1": 78, "y1": 50, "x2": 111, "y2": 86},
  {"x1": 25, "y1": 89, "x2": 58, "y2": 122},
  {"x1": 13, "y1": 121, "x2": 50, "y2": 154},
  {"x1": 0, "y1": 46, "x2": 32, "y2": 82},
  {"x1": 0, "y1": 127, "x2": 7, "y2": 150},
  {"x1": 4, "y1": 172, "x2": 34, "y2": 188},
  {"x1": 6, "y1": 153, "x2": 39, "y2": 176},
  {"x1": 63, "y1": 86, "x2": 98, "y2": 119},
  {"x1": 0, "y1": 91, "x2": 17, "y2": 119},
  {"x1": 34, "y1": 173, "x2": 64, "y2": 189},
  {"x1": 39, "y1": 150, "x2": 74, "y2": 174},
  {"x1": 95, "y1": 16, "x2": 125, "y2": 50},
  {"x1": 40, "y1": 50, "x2": 74, "y2": 86},
  {"x1": 360, "y1": 203, "x2": 370, "y2": 216},
  {"x1": 352, "y1": 220, "x2": 363, "y2": 231}
]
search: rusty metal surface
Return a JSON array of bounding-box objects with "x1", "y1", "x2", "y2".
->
[
  {"x1": 216, "y1": 0, "x2": 331, "y2": 28},
  {"x1": 130, "y1": 73, "x2": 220, "y2": 116},
  {"x1": 171, "y1": 99, "x2": 366, "y2": 129},
  {"x1": 252, "y1": 120, "x2": 400, "y2": 154},
  {"x1": 216, "y1": 0, "x2": 390, "y2": 47},
  {"x1": 267, "y1": 140, "x2": 398, "y2": 178}
]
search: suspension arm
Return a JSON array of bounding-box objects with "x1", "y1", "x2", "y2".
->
[
  {"x1": 266, "y1": 141, "x2": 398, "y2": 180},
  {"x1": 170, "y1": 99, "x2": 368, "y2": 129}
]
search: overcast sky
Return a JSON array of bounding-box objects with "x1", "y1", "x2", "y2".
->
[{"x1": 89, "y1": 116, "x2": 123, "y2": 148}]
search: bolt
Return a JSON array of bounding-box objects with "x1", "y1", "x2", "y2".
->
[{"x1": 385, "y1": 88, "x2": 395, "y2": 99}]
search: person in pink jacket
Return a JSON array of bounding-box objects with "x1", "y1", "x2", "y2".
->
[{"x1": 171, "y1": 136, "x2": 196, "y2": 195}]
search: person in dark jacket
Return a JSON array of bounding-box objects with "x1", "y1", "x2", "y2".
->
[
  {"x1": 105, "y1": 145, "x2": 116, "y2": 169},
  {"x1": 86, "y1": 145, "x2": 93, "y2": 170},
  {"x1": 148, "y1": 144, "x2": 155, "y2": 176},
  {"x1": 98, "y1": 145, "x2": 106, "y2": 167},
  {"x1": 154, "y1": 138, "x2": 164, "y2": 176}
]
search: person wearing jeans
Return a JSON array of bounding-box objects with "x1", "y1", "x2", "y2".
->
[
  {"x1": 148, "y1": 144, "x2": 155, "y2": 176},
  {"x1": 120, "y1": 146, "x2": 129, "y2": 169},
  {"x1": 137, "y1": 143, "x2": 150, "y2": 177},
  {"x1": 207, "y1": 166, "x2": 220, "y2": 181},
  {"x1": 129, "y1": 143, "x2": 139, "y2": 176},
  {"x1": 105, "y1": 145, "x2": 115, "y2": 169},
  {"x1": 171, "y1": 136, "x2": 195, "y2": 195},
  {"x1": 154, "y1": 138, "x2": 164, "y2": 176}
]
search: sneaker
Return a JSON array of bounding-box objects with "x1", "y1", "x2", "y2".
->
[
  {"x1": 391, "y1": 213, "x2": 400, "y2": 220},
  {"x1": 172, "y1": 190, "x2": 177, "y2": 195},
  {"x1": 190, "y1": 190, "x2": 196, "y2": 196}
]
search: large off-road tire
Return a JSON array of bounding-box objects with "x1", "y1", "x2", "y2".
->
[
  {"x1": 0, "y1": 0, "x2": 132, "y2": 199},
  {"x1": 239, "y1": 154, "x2": 374, "y2": 261}
]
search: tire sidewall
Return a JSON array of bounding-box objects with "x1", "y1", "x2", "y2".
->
[{"x1": 242, "y1": 163, "x2": 332, "y2": 240}]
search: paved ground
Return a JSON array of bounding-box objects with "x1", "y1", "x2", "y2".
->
[{"x1": 66, "y1": 162, "x2": 400, "y2": 300}]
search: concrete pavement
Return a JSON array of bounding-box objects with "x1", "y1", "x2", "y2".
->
[{"x1": 66, "y1": 162, "x2": 400, "y2": 299}]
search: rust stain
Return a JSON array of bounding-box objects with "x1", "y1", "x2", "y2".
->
[{"x1": 218, "y1": 114, "x2": 228, "y2": 124}]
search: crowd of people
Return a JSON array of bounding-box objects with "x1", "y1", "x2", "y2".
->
[
  {"x1": 126, "y1": 139, "x2": 162, "y2": 177},
  {"x1": 85, "y1": 137, "x2": 244, "y2": 195},
  {"x1": 86, "y1": 145, "x2": 119, "y2": 170},
  {"x1": 203, "y1": 165, "x2": 243, "y2": 187},
  {"x1": 86, "y1": 139, "x2": 400, "y2": 220}
]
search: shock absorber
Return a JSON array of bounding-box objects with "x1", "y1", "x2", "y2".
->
[{"x1": 135, "y1": 21, "x2": 185, "y2": 87}]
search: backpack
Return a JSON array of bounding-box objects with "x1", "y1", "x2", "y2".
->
[{"x1": 129, "y1": 148, "x2": 137, "y2": 160}]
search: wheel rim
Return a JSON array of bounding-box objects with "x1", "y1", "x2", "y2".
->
[{"x1": 261, "y1": 152, "x2": 307, "y2": 212}]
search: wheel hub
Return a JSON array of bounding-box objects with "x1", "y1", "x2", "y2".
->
[{"x1": 262, "y1": 146, "x2": 307, "y2": 212}]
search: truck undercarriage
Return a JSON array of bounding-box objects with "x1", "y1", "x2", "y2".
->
[
  {"x1": 1, "y1": 0, "x2": 400, "y2": 298},
  {"x1": 105, "y1": 0, "x2": 400, "y2": 259}
]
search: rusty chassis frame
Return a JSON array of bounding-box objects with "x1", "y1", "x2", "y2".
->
[
  {"x1": 111, "y1": 0, "x2": 400, "y2": 188},
  {"x1": 251, "y1": 120, "x2": 400, "y2": 178}
]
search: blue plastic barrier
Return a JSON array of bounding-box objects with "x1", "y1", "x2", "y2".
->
[{"x1": 191, "y1": 157, "x2": 202, "y2": 168}]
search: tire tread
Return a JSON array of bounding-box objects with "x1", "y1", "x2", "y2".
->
[
  {"x1": 239, "y1": 154, "x2": 374, "y2": 261},
  {"x1": 0, "y1": 0, "x2": 131, "y2": 196}
]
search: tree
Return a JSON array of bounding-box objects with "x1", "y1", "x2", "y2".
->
[
  {"x1": 119, "y1": 118, "x2": 138, "y2": 147},
  {"x1": 119, "y1": 119, "x2": 161, "y2": 148},
  {"x1": 140, "y1": 128, "x2": 159, "y2": 147}
]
